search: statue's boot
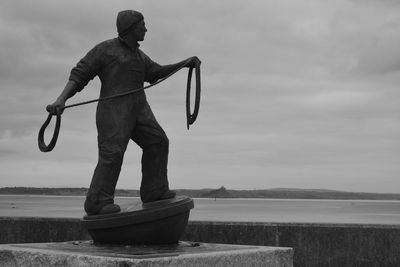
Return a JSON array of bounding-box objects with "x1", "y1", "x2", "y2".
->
[
  {"x1": 98, "y1": 203, "x2": 121, "y2": 215},
  {"x1": 141, "y1": 189, "x2": 176, "y2": 203},
  {"x1": 159, "y1": 190, "x2": 176, "y2": 200},
  {"x1": 85, "y1": 203, "x2": 121, "y2": 216}
]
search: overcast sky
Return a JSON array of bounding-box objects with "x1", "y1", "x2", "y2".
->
[{"x1": 0, "y1": 0, "x2": 399, "y2": 193}]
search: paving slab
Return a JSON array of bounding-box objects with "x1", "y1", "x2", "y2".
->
[{"x1": 0, "y1": 240, "x2": 293, "y2": 267}]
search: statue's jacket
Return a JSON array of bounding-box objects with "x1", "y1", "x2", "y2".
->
[{"x1": 68, "y1": 37, "x2": 162, "y2": 141}]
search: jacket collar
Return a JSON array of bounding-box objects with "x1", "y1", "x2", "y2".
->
[{"x1": 118, "y1": 36, "x2": 140, "y2": 51}]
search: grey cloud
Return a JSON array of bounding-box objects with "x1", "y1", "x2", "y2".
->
[{"x1": 350, "y1": 0, "x2": 400, "y2": 7}]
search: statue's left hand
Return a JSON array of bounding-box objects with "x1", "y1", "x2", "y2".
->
[{"x1": 46, "y1": 99, "x2": 66, "y2": 115}]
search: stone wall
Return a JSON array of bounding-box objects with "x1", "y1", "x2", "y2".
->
[
  {"x1": 0, "y1": 217, "x2": 399, "y2": 267},
  {"x1": 0, "y1": 217, "x2": 90, "y2": 243},
  {"x1": 183, "y1": 221, "x2": 400, "y2": 267}
]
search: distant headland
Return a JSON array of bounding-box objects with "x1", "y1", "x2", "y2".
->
[{"x1": 1, "y1": 186, "x2": 399, "y2": 200}]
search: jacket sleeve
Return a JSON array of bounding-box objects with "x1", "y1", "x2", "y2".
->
[
  {"x1": 139, "y1": 50, "x2": 162, "y2": 84},
  {"x1": 69, "y1": 44, "x2": 103, "y2": 92}
]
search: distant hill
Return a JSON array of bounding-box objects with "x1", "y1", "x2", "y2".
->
[
  {"x1": 220, "y1": 188, "x2": 400, "y2": 200},
  {"x1": 0, "y1": 187, "x2": 139, "y2": 197},
  {"x1": 200, "y1": 186, "x2": 232, "y2": 198},
  {"x1": 1, "y1": 187, "x2": 400, "y2": 200}
]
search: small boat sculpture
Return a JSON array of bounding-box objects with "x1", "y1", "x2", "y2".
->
[{"x1": 81, "y1": 196, "x2": 194, "y2": 245}]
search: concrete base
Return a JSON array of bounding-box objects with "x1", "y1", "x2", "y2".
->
[{"x1": 0, "y1": 241, "x2": 293, "y2": 267}]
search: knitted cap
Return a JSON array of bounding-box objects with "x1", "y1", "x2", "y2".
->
[{"x1": 116, "y1": 10, "x2": 144, "y2": 36}]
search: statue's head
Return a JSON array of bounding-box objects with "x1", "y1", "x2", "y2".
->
[{"x1": 117, "y1": 10, "x2": 146, "y2": 41}]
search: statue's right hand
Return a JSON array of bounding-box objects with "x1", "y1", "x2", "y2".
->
[
  {"x1": 46, "y1": 100, "x2": 65, "y2": 115},
  {"x1": 185, "y1": 56, "x2": 201, "y2": 68}
]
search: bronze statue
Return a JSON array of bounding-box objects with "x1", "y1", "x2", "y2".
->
[{"x1": 47, "y1": 10, "x2": 201, "y2": 216}]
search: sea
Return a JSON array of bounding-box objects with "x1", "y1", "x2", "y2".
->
[{"x1": 1, "y1": 195, "x2": 400, "y2": 224}]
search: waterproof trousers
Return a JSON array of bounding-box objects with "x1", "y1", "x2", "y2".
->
[{"x1": 84, "y1": 93, "x2": 169, "y2": 215}]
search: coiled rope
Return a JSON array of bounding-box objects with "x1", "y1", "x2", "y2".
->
[{"x1": 38, "y1": 63, "x2": 201, "y2": 152}]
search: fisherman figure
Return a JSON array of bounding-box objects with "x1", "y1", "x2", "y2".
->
[{"x1": 47, "y1": 10, "x2": 201, "y2": 216}]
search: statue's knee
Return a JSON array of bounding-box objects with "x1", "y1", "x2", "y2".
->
[
  {"x1": 155, "y1": 134, "x2": 169, "y2": 154},
  {"x1": 161, "y1": 134, "x2": 169, "y2": 148},
  {"x1": 98, "y1": 145, "x2": 125, "y2": 165}
]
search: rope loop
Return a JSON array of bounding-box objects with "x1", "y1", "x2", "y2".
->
[
  {"x1": 38, "y1": 110, "x2": 61, "y2": 152},
  {"x1": 186, "y1": 63, "x2": 201, "y2": 129}
]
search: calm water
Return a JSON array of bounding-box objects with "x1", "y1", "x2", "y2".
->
[{"x1": 1, "y1": 195, "x2": 400, "y2": 224}]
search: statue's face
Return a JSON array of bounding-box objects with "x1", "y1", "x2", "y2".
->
[{"x1": 132, "y1": 20, "x2": 147, "y2": 41}]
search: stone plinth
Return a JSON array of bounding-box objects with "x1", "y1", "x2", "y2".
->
[{"x1": 0, "y1": 241, "x2": 293, "y2": 267}]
